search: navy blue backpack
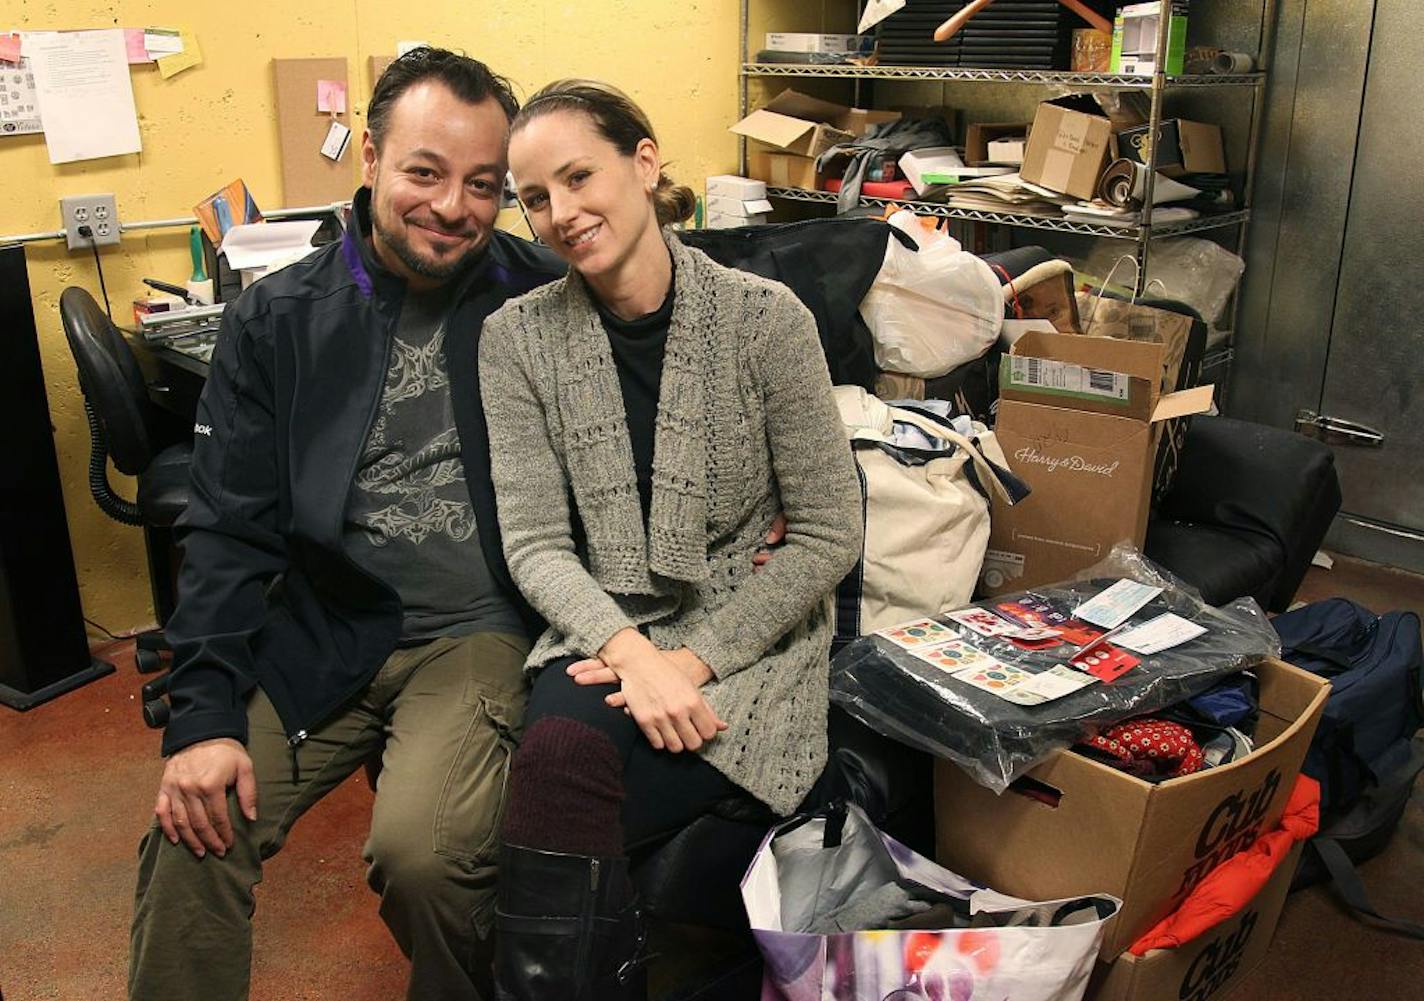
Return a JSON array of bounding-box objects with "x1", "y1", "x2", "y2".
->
[{"x1": 1273, "y1": 598, "x2": 1424, "y2": 937}]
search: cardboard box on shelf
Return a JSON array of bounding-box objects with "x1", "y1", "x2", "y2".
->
[
  {"x1": 747, "y1": 150, "x2": 826, "y2": 190},
  {"x1": 987, "y1": 138, "x2": 1026, "y2": 165},
  {"x1": 1087, "y1": 843, "x2": 1305, "y2": 1001},
  {"x1": 1020, "y1": 99, "x2": 1116, "y2": 200},
  {"x1": 705, "y1": 174, "x2": 767, "y2": 201},
  {"x1": 935, "y1": 657, "x2": 1329, "y2": 959},
  {"x1": 965, "y1": 121, "x2": 1030, "y2": 165},
  {"x1": 981, "y1": 329, "x2": 1214, "y2": 595},
  {"x1": 1112, "y1": 1, "x2": 1189, "y2": 76},
  {"x1": 1118, "y1": 119, "x2": 1227, "y2": 176},
  {"x1": 730, "y1": 88, "x2": 900, "y2": 159},
  {"x1": 705, "y1": 208, "x2": 769, "y2": 229},
  {"x1": 705, "y1": 193, "x2": 774, "y2": 218}
]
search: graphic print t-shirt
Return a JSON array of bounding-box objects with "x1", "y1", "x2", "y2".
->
[{"x1": 343, "y1": 285, "x2": 522, "y2": 641}]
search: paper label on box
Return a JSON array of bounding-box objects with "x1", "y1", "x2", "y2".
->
[
  {"x1": 1009, "y1": 356, "x2": 1130, "y2": 402},
  {"x1": 878, "y1": 618, "x2": 957, "y2": 650},
  {"x1": 1115, "y1": 612, "x2": 1207, "y2": 654},
  {"x1": 1054, "y1": 122, "x2": 1086, "y2": 154},
  {"x1": 1074, "y1": 579, "x2": 1163, "y2": 629}
]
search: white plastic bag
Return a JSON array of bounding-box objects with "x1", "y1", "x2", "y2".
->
[{"x1": 859, "y1": 211, "x2": 1003, "y2": 378}]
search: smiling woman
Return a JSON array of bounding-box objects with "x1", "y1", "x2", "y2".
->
[
  {"x1": 508, "y1": 80, "x2": 696, "y2": 318},
  {"x1": 478, "y1": 79, "x2": 864, "y2": 1000}
]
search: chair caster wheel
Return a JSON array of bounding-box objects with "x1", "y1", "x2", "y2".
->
[
  {"x1": 143, "y1": 698, "x2": 170, "y2": 729},
  {"x1": 136, "y1": 648, "x2": 163, "y2": 673}
]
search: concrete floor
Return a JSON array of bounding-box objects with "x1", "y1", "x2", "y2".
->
[{"x1": 1, "y1": 553, "x2": 1421, "y2": 1000}]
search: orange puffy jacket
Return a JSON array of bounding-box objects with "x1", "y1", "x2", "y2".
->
[{"x1": 1130, "y1": 774, "x2": 1320, "y2": 955}]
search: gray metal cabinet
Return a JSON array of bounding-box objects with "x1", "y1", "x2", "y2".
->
[{"x1": 1233, "y1": 0, "x2": 1424, "y2": 570}]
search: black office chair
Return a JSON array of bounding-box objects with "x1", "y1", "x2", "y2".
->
[{"x1": 59, "y1": 287, "x2": 192, "y2": 716}]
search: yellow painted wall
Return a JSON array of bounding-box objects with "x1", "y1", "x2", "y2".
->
[{"x1": 4, "y1": 0, "x2": 852, "y2": 639}]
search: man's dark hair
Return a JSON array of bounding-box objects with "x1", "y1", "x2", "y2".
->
[{"x1": 367, "y1": 48, "x2": 519, "y2": 148}]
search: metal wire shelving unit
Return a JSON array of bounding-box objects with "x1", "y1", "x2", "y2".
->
[
  {"x1": 766, "y1": 186, "x2": 1251, "y2": 240},
  {"x1": 737, "y1": 0, "x2": 1280, "y2": 317}
]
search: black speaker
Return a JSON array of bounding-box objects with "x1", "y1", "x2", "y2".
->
[{"x1": 0, "y1": 243, "x2": 112, "y2": 710}]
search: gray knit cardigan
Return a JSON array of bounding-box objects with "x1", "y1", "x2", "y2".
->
[{"x1": 478, "y1": 233, "x2": 862, "y2": 814}]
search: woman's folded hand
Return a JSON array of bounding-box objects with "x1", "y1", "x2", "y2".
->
[{"x1": 583, "y1": 629, "x2": 728, "y2": 752}]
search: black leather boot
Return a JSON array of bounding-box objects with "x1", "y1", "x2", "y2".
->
[{"x1": 494, "y1": 844, "x2": 648, "y2": 1001}]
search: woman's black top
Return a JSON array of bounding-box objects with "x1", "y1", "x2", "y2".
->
[{"x1": 594, "y1": 282, "x2": 674, "y2": 522}]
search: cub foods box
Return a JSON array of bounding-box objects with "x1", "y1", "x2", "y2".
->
[
  {"x1": 1087, "y1": 843, "x2": 1304, "y2": 1001},
  {"x1": 934, "y1": 658, "x2": 1328, "y2": 958}
]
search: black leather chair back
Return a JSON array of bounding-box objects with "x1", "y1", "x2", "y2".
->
[{"x1": 59, "y1": 287, "x2": 156, "y2": 475}]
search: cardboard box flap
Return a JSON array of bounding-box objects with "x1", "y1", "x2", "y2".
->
[
  {"x1": 760, "y1": 88, "x2": 900, "y2": 136},
  {"x1": 763, "y1": 88, "x2": 850, "y2": 123},
  {"x1": 1013, "y1": 329, "x2": 1164, "y2": 383},
  {"x1": 730, "y1": 109, "x2": 817, "y2": 148},
  {"x1": 1151, "y1": 384, "x2": 1215, "y2": 423}
]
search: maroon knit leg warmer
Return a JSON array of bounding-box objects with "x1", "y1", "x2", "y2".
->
[{"x1": 500, "y1": 716, "x2": 625, "y2": 857}]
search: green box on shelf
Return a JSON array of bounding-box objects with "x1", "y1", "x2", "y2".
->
[{"x1": 1111, "y1": 1, "x2": 1188, "y2": 76}]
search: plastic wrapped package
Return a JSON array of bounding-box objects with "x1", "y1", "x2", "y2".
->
[
  {"x1": 1078, "y1": 238, "x2": 1245, "y2": 326},
  {"x1": 829, "y1": 545, "x2": 1281, "y2": 793}
]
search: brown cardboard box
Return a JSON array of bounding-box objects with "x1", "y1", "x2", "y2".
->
[
  {"x1": 747, "y1": 150, "x2": 824, "y2": 190},
  {"x1": 1087, "y1": 843, "x2": 1304, "y2": 1001},
  {"x1": 935, "y1": 658, "x2": 1329, "y2": 958},
  {"x1": 730, "y1": 88, "x2": 900, "y2": 159},
  {"x1": 965, "y1": 121, "x2": 1030, "y2": 165},
  {"x1": 981, "y1": 330, "x2": 1213, "y2": 594},
  {"x1": 1118, "y1": 118, "x2": 1226, "y2": 176},
  {"x1": 1020, "y1": 99, "x2": 1116, "y2": 200}
]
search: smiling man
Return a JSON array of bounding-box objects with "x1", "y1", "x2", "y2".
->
[{"x1": 127, "y1": 49, "x2": 564, "y2": 1001}]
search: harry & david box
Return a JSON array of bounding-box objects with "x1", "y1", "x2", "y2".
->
[
  {"x1": 980, "y1": 329, "x2": 1213, "y2": 595},
  {"x1": 1086, "y1": 843, "x2": 1304, "y2": 1001},
  {"x1": 934, "y1": 657, "x2": 1328, "y2": 958}
]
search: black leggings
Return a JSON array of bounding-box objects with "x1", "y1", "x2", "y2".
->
[{"x1": 523, "y1": 656, "x2": 742, "y2": 850}]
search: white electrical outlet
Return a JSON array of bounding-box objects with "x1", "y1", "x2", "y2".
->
[{"x1": 60, "y1": 194, "x2": 121, "y2": 250}]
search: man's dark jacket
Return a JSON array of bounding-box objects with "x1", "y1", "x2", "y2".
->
[{"x1": 161, "y1": 188, "x2": 565, "y2": 756}]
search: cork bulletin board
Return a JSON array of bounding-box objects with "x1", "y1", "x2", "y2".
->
[
  {"x1": 272, "y1": 57, "x2": 356, "y2": 206},
  {"x1": 368, "y1": 55, "x2": 394, "y2": 94}
]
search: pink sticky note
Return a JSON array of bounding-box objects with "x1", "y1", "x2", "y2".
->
[
  {"x1": 0, "y1": 33, "x2": 21, "y2": 64},
  {"x1": 316, "y1": 79, "x2": 346, "y2": 115},
  {"x1": 124, "y1": 28, "x2": 151, "y2": 64}
]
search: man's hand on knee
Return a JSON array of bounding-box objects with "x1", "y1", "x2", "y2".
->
[{"x1": 155, "y1": 737, "x2": 258, "y2": 859}]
